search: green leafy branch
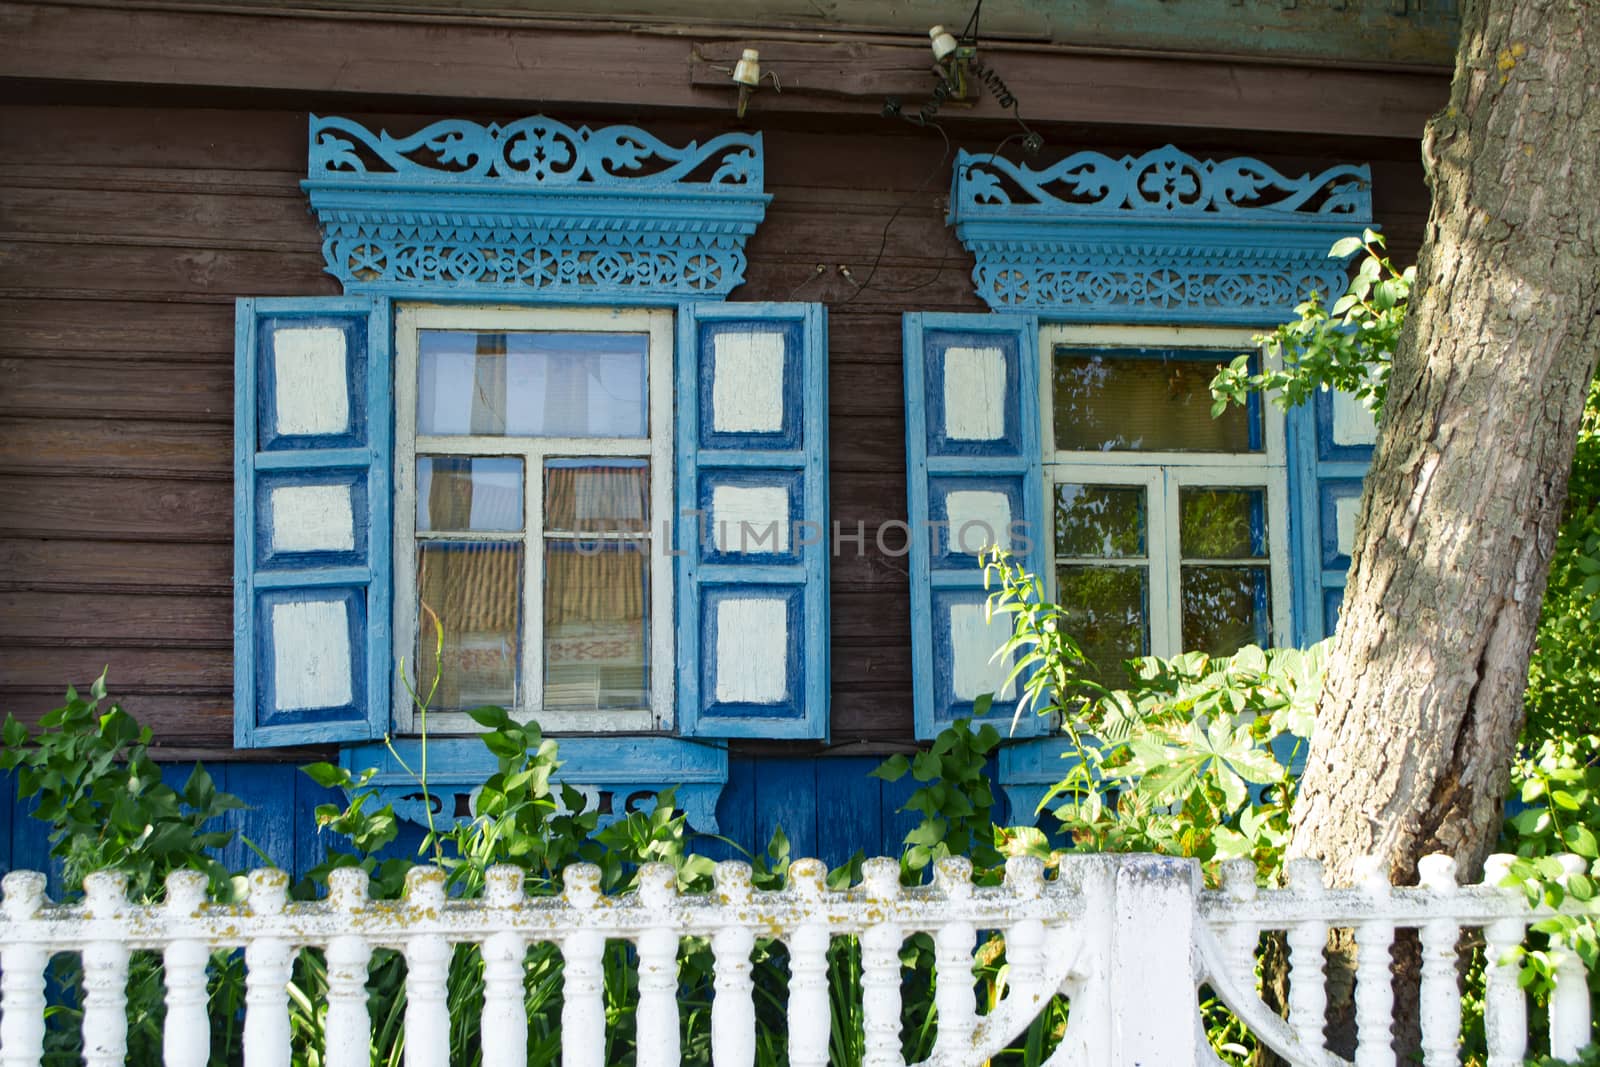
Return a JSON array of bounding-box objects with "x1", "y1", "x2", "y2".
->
[
  {"x1": 1210, "y1": 230, "x2": 1410, "y2": 419},
  {"x1": 978, "y1": 548, "x2": 1323, "y2": 883}
]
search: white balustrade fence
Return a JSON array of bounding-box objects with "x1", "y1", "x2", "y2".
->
[{"x1": 0, "y1": 851, "x2": 1591, "y2": 1066}]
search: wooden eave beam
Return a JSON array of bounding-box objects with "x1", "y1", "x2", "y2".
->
[{"x1": 0, "y1": 1, "x2": 1448, "y2": 139}]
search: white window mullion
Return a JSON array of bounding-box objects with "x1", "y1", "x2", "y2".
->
[
  {"x1": 413, "y1": 436, "x2": 649, "y2": 457},
  {"x1": 1266, "y1": 468, "x2": 1293, "y2": 648},
  {"x1": 647, "y1": 312, "x2": 676, "y2": 730},
  {"x1": 523, "y1": 442, "x2": 544, "y2": 716},
  {"x1": 393, "y1": 307, "x2": 421, "y2": 731},
  {"x1": 1153, "y1": 469, "x2": 1182, "y2": 658}
]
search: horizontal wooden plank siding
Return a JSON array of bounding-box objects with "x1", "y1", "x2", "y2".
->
[
  {"x1": 0, "y1": 3, "x2": 1450, "y2": 137},
  {"x1": 0, "y1": 32, "x2": 1430, "y2": 754},
  {"x1": 97, "y1": 0, "x2": 1460, "y2": 67}
]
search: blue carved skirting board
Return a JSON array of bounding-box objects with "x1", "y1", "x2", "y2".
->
[{"x1": 0, "y1": 756, "x2": 991, "y2": 887}]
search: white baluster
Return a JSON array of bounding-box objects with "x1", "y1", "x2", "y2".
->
[
  {"x1": 163, "y1": 870, "x2": 212, "y2": 1067},
  {"x1": 561, "y1": 864, "x2": 606, "y2": 1067},
  {"x1": 81, "y1": 871, "x2": 131, "y2": 1067},
  {"x1": 636, "y1": 863, "x2": 682, "y2": 1067},
  {"x1": 1549, "y1": 854, "x2": 1591, "y2": 1059},
  {"x1": 1352, "y1": 855, "x2": 1396, "y2": 1067},
  {"x1": 1219, "y1": 859, "x2": 1259, "y2": 997},
  {"x1": 786, "y1": 859, "x2": 831, "y2": 1067},
  {"x1": 1417, "y1": 854, "x2": 1462, "y2": 1067},
  {"x1": 325, "y1": 868, "x2": 374, "y2": 1067},
  {"x1": 482, "y1": 867, "x2": 528, "y2": 1067},
  {"x1": 932, "y1": 857, "x2": 977, "y2": 1061},
  {"x1": 404, "y1": 867, "x2": 451, "y2": 1067},
  {"x1": 243, "y1": 869, "x2": 295, "y2": 1067},
  {"x1": 1001, "y1": 857, "x2": 1045, "y2": 1007},
  {"x1": 711, "y1": 862, "x2": 756, "y2": 1067},
  {"x1": 861, "y1": 857, "x2": 904, "y2": 1067},
  {"x1": 1, "y1": 871, "x2": 51, "y2": 1067},
  {"x1": 1285, "y1": 858, "x2": 1329, "y2": 1053},
  {"x1": 1480, "y1": 854, "x2": 1527, "y2": 1067}
]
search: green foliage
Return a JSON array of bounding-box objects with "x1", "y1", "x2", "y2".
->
[
  {"x1": 1207, "y1": 231, "x2": 1600, "y2": 1060},
  {"x1": 1210, "y1": 233, "x2": 1600, "y2": 756},
  {"x1": 871, "y1": 718, "x2": 1002, "y2": 875},
  {"x1": 856, "y1": 552, "x2": 1330, "y2": 1066},
  {"x1": 1209, "y1": 230, "x2": 1409, "y2": 417},
  {"x1": 0, "y1": 672, "x2": 249, "y2": 899},
  {"x1": 0, "y1": 676, "x2": 256, "y2": 1065},
  {"x1": 982, "y1": 547, "x2": 1321, "y2": 883},
  {"x1": 870, "y1": 720, "x2": 1072, "y2": 1064},
  {"x1": 1525, "y1": 1045, "x2": 1600, "y2": 1067},
  {"x1": 1494, "y1": 731, "x2": 1600, "y2": 1008},
  {"x1": 1524, "y1": 378, "x2": 1600, "y2": 746}
]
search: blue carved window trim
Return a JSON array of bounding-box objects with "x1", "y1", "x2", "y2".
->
[
  {"x1": 937, "y1": 144, "x2": 1376, "y2": 818},
  {"x1": 949, "y1": 145, "x2": 1371, "y2": 325},
  {"x1": 303, "y1": 115, "x2": 768, "y2": 303},
  {"x1": 233, "y1": 115, "x2": 810, "y2": 829}
]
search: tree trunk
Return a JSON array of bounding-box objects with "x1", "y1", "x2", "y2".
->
[{"x1": 1287, "y1": 0, "x2": 1600, "y2": 1051}]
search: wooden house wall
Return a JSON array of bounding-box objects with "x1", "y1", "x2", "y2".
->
[
  {"x1": 0, "y1": 69, "x2": 1432, "y2": 867},
  {"x1": 0, "y1": 756, "x2": 938, "y2": 884}
]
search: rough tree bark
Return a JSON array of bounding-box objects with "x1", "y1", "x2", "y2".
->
[
  {"x1": 1291, "y1": 0, "x2": 1599, "y2": 885},
  {"x1": 1284, "y1": 0, "x2": 1599, "y2": 1050}
]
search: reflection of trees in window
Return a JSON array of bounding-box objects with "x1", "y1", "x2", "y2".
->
[
  {"x1": 1048, "y1": 340, "x2": 1277, "y2": 687},
  {"x1": 1054, "y1": 482, "x2": 1151, "y2": 689},
  {"x1": 1052, "y1": 348, "x2": 1258, "y2": 453},
  {"x1": 1054, "y1": 484, "x2": 1146, "y2": 558},
  {"x1": 1178, "y1": 488, "x2": 1269, "y2": 655},
  {"x1": 1178, "y1": 488, "x2": 1266, "y2": 559},
  {"x1": 1056, "y1": 564, "x2": 1150, "y2": 690},
  {"x1": 1181, "y1": 565, "x2": 1270, "y2": 655}
]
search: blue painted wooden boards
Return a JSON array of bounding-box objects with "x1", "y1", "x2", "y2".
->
[
  {"x1": 903, "y1": 312, "x2": 1048, "y2": 741},
  {"x1": 0, "y1": 756, "x2": 952, "y2": 883},
  {"x1": 676, "y1": 302, "x2": 831, "y2": 740},
  {"x1": 234, "y1": 298, "x2": 393, "y2": 749}
]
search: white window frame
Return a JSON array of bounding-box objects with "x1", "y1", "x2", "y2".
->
[
  {"x1": 1038, "y1": 324, "x2": 1292, "y2": 660},
  {"x1": 392, "y1": 304, "x2": 676, "y2": 734}
]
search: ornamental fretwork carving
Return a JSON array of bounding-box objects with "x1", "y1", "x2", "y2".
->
[
  {"x1": 949, "y1": 145, "x2": 1374, "y2": 321},
  {"x1": 303, "y1": 115, "x2": 769, "y2": 300}
]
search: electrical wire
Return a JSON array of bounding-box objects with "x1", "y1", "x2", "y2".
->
[
  {"x1": 786, "y1": 263, "x2": 829, "y2": 301},
  {"x1": 837, "y1": 119, "x2": 953, "y2": 305},
  {"x1": 838, "y1": 0, "x2": 1046, "y2": 301},
  {"x1": 967, "y1": 57, "x2": 1042, "y2": 156}
]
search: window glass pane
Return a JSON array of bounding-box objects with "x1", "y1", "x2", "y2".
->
[
  {"x1": 418, "y1": 330, "x2": 648, "y2": 438},
  {"x1": 1055, "y1": 565, "x2": 1149, "y2": 690},
  {"x1": 416, "y1": 541, "x2": 522, "y2": 709},
  {"x1": 544, "y1": 459, "x2": 649, "y2": 535},
  {"x1": 1052, "y1": 348, "x2": 1258, "y2": 452},
  {"x1": 417, "y1": 456, "x2": 523, "y2": 532},
  {"x1": 544, "y1": 541, "x2": 649, "y2": 710},
  {"x1": 1179, "y1": 488, "x2": 1268, "y2": 559},
  {"x1": 1055, "y1": 484, "x2": 1147, "y2": 559},
  {"x1": 1181, "y1": 565, "x2": 1271, "y2": 655}
]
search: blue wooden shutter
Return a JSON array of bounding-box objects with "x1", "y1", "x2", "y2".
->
[
  {"x1": 904, "y1": 313, "x2": 1047, "y2": 740},
  {"x1": 676, "y1": 303, "x2": 828, "y2": 739},
  {"x1": 1287, "y1": 388, "x2": 1376, "y2": 645},
  {"x1": 234, "y1": 297, "x2": 392, "y2": 748}
]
